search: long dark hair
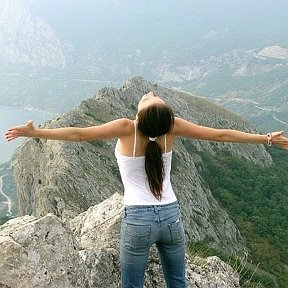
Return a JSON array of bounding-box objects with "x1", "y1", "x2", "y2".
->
[{"x1": 137, "y1": 103, "x2": 174, "y2": 200}]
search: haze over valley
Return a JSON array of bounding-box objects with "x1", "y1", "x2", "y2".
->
[{"x1": 1, "y1": 0, "x2": 288, "y2": 133}]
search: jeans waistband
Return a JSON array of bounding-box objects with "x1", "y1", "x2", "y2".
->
[{"x1": 125, "y1": 201, "x2": 179, "y2": 213}]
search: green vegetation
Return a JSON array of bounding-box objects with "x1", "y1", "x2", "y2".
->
[
  {"x1": 196, "y1": 147, "x2": 288, "y2": 287},
  {"x1": 188, "y1": 241, "x2": 276, "y2": 287}
]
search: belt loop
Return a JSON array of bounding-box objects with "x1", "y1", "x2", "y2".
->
[{"x1": 154, "y1": 205, "x2": 158, "y2": 214}]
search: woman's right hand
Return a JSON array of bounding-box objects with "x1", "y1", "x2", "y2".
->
[{"x1": 5, "y1": 120, "x2": 37, "y2": 142}]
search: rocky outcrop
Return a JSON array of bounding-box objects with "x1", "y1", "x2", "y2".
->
[
  {"x1": 0, "y1": 215, "x2": 86, "y2": 288},
  {"x1": 12, "y1": 77, "x2": 272, "y2": 256},
  {"x1": 0, "y1": 193, "x2": 240, "y2": 288}
]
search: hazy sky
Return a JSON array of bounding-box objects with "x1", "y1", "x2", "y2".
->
[{"x1": 27, "y1": 0, "x2": 288, "y2": 56}]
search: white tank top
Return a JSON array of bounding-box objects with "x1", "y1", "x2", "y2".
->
[{"x1": 114, "y1": 122, "x2": 177, "y2": 206}]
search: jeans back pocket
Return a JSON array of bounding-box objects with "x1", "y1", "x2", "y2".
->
[
  {"x1": 168, "y1": 218, "x2": 185, "y2": 244},
  {"x1": 121, "y1": 222, "x2": 151, "y2": 250}
]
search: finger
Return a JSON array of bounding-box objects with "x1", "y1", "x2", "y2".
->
[
  {"x1": 5, "y1": 132, "x2": 12, "y2": 138},
  {"x1": 272, "y1": 131, "x2": 283, "y2": 137},
  {"x1": 5, "y1": 130, "x2": 17, "y2": 139},
  {"x1": 5, "y1": 135, "x2": 16, "y2": 141},
  {"x1": 27, "y1": 120, "x2": 34, "y2": 126},
  {"x1": 7, "y1": 126, "x2": 18, "y2": 131}
]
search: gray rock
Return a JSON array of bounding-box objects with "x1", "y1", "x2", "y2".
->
[
  {"x1": 0, "y1": 193, "x2": 240, "y2": 288},
  {"x1": 0, "y1": 214, "x2": 86, "y2": 288}
]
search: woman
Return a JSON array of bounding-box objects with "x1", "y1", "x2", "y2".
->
[{"x1": 5, "y1": 92, "x2": 288, "y2": 287}]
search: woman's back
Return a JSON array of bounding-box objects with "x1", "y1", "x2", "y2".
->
[
  {"x1": 115, "y1": 120, "x2": 177, "y2": 205},
  {"x1": 116, "y1": 120, "x2": 174, "y2": 157}
]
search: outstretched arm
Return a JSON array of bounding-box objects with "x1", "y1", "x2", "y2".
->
[
  {"x1": 5, "y1": 118, "x2": 132, "y2": 142},
  {"x1": 173, "y1": 117, "x2": 288, "y2": 150}
]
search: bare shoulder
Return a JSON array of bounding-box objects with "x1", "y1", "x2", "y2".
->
[
  {"x1": 172, "y1": 117, "x2": 208, "y2": 138},
  {"x1": 115, "y1": 118, "x2": 135, "y2": 136},
  {"x1": 79, "y1": 117, "x2": 135, "y2": 141},
  {"x1": 116, "y1": 117, "x2": 134, "y2": 126},
  {"x1": 121, "y1": 117, "x2": 134, "y2": 127},
  {"x1": 172, "y1": 116, "x2": 223, "y2": 140},
  {"x1": 171, "y1": 117, "x2": 195, "y2": 136}
]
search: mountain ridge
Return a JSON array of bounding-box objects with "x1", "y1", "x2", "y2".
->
[{"x1": 11, "y1": 77, "x2": 272, "y2": 255}]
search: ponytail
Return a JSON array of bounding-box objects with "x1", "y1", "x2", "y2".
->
[
  {"x1": 145, "y1": 141, "x2": 164, "y2": 200},
  {"x1": 137, "y1": 104, "x2": 174, "y2": 200}
]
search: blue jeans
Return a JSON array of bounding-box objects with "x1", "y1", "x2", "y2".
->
[{"x1": 120, "y1": 201, "x2": 187, "y2": 288}]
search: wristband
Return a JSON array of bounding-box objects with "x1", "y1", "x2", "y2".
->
[{"x1": 267, "y1": 132, "x2": 272, "y2": 146}]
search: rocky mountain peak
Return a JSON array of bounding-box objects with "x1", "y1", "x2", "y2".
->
[
  {"x1": 11, "y1": 77, "x2": 272, "y2": 256},
  {"x1": 1, "y1": 77, "x2": 275, "y2": 286}
]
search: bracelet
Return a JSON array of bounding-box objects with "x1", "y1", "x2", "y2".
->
[{"x1": 267, "y1": 132, "x2": 272, "y2": 146}]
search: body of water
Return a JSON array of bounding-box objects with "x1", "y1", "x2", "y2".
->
[{"x1": 0, "y1": 106, "x2": 57, "y2": 164}]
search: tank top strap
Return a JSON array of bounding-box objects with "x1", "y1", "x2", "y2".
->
[
  {"x1": 164, "y1": 134, "x2": 167, "y2": 153},
  {"x1": 133, "y1": 120, "x2": 137, "y2": 157}
]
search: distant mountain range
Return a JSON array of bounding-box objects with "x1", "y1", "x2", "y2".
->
[
  {"x1": 1, "y1": 0, "x2": 288, "y2": 133},
  {"x1": 164, "y1": 46, "x2": 288, "y2": 132}
]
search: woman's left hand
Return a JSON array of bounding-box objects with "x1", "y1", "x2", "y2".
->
[{"x1": 270, "y1": 131, "x2": 288, "y2": 150}]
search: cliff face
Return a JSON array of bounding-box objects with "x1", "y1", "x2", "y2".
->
[{"x1": 12, "y1": 77, "x2": 272, "y2": 255}]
